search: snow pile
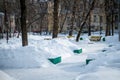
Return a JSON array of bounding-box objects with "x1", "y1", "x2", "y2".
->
[
  {"x1": 0, "y1": 70, "x2": 16, "y2": 80},
  {"x1": 0, "y1": 35, "x2": 79, "y2": 68}
]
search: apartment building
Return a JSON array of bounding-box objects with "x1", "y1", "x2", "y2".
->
[{"x1": 90, "y1": 0, "x2": 106, "y2": 31}]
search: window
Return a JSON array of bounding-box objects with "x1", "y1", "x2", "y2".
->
[
  {"x1": 100, "y1": 16, "x2": 103, "y2": 23},
  {"x1": 93, "y1": 15, "x2": 97, "y2": 22},
  {"x1": 115, "y1": 15, "x2": 118, "y2": 22}
]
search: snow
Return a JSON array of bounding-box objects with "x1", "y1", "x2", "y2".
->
[
  {"x1": 76, "y1": 67, "x2": 120, "y2": 80},
  {"x1": 0, "y1": 35, "x2": 78, "y2": 68},
  {"x1": 0, "y1": 70, "x2": 16, "y2": 80},
  {"x1": 0, "y1": 33, "x2": 120, "y2": 80}
]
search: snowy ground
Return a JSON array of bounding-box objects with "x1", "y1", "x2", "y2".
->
[{"x1": 0, "y1": 33, "x2": 120, "y2": 80}]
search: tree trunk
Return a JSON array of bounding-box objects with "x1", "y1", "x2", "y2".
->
[
  {"x1": 118, "y1": 0, "x2": 120, "y2": 41},
  {"x1": 105, "y1": 19, "x2": 108, "y2": 36},
  {"x1": 4, "y1": 0, "x2": 9, "y2": 43},
  {"x1": 111, "y1": 9, "x2": 114, "y2": 36},
  {"x1": 16, "y1": 17, "x2": 21, "y2": 38},
  {"x1": 20, "y1": 0, "x2": 28, "y2": 46},
  {"x1": 105, "y1": 21, "x2": 111, "y2": 36},
  {"x1": 52, "y1": 0, "x2": 59, "y2": 38},
  {"x1": 9, "y1": 16, "x2": 12, "y2": 38},
  {"x1": 119, "y1": 23, "x2": 120, "y2": 41},
  {"x1": 88, "y1": 15, "x2": 91, "y2": 36},
  {"x1": 39, "y1": 18, "x2": 43, "y2": 35}
]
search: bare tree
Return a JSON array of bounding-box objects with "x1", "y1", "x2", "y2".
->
[
  {"x1": 68, "y1": 0, "x2": 77, "y2": 36},
  {"x1": 76, "y1": 0, "x2": 96, "y2": 42},
  {"x1": 105, "y1": 0, "x2": 115, "y2": 36},
  {"x1": 59, "y1": 0, "x2": 70, "y2": 33},
  {"x1": 26, "y1": 0, "x2": 48, "y2": 35}
]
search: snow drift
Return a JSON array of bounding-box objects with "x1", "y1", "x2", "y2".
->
[{"x1": 0, "y1": 35, "x2": 79, "y2": 68}]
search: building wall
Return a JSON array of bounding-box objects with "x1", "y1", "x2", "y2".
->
[{"x1": 90, "y1": 0, "x2": 106, "y2": 31}]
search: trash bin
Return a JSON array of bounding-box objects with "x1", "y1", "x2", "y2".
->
[
  {"x1": 103, "y1": 37, "x2": 105, "y2": 41},
  {"x1": 73, "y1": 49, "x2": 82, "y2": 54},
  {"x1": 80, "y1": 37, "x2": 83, "y2": 40},
  {"x1": 86, "y1": 59, "x2": 94, "y2": 65},
  {"x1": 48, "y1": 56, "x2": 61, "y2": 64}
]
